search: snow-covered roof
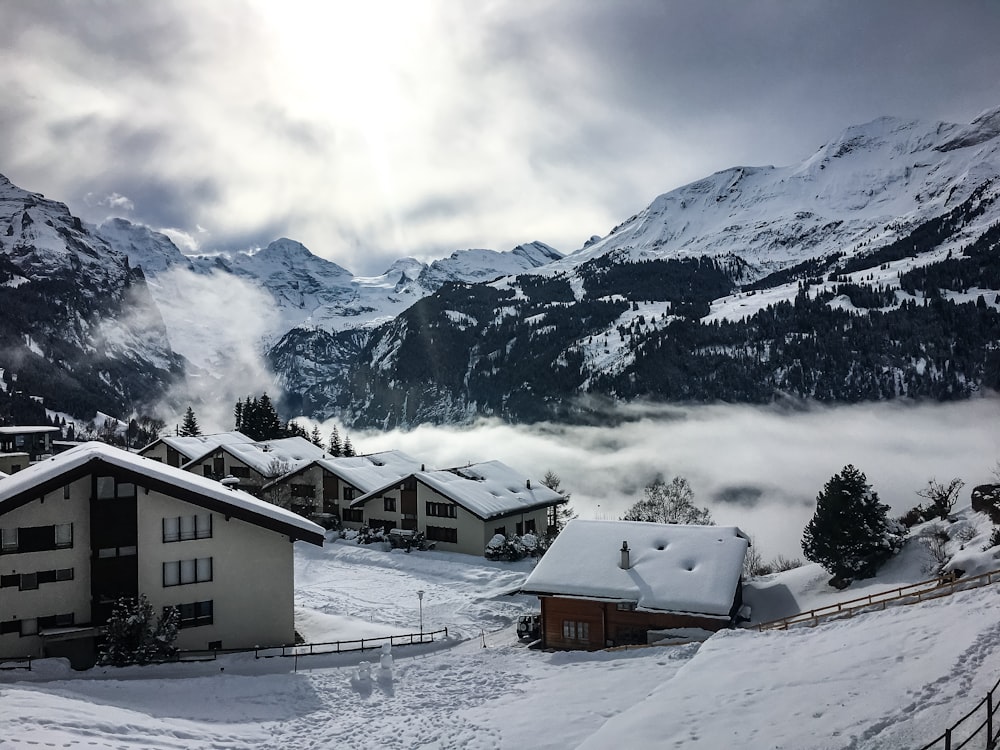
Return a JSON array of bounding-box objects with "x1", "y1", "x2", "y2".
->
[
  {"x1": 324, "y1": 451, "x2": 426, "y2": 492},
  {"x1": 522, "y1": 519, "x2": 748, "y2": 617},
  {"x1": 185, "y1": 436, "x2": 328, "y2": 476},
  {"x1": 355, "y1": 460, "x2": 564, "y2": 520},
  {"x1": 0, "y1": 442, "x2": 323, "y2": 545},
  {"x1": 0, "y1": 425, "x2": 60, "y2": 435},
  {"x1": 261, "y1": 450, "x2": 425, "y2": 493},
  {"x1": 144, "y1": 431, "x2": 255, "y2": 459}
]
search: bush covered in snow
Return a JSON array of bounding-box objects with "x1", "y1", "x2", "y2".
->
[
  {"x1": 484, "y1": 533, "x2": 546, "y2": 561},
  {"x1": 97, "y1": 594, "x2": 179, "y2": 667}
]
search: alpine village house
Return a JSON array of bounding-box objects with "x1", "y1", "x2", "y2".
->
[
  {"x1": 521, "y1": 519, "x2": 749, "y2": 650},
  {"x1": 0, "y1": 442, "x2": 323, "y2": 668}
]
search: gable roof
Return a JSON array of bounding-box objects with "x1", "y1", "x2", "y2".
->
[
  {"x1": 138, "y1": 431, "x2": 255, "y2": 460},
  {"x1": 262, "y1": 450, "x2": 425, "y2": 494},
  {"x1": 521, "y1": 519, "x2": 748, "y2": 618},
  {"x1": 183, "y1": 436, "x2": 328, "y2": 477},
  {"x1": 0, "y1": 425, "x2": 61, "y2": 435},
  {"x1": 0, "y1": 442, "x2": 324, "y2": 545},
  {"x1": 353, "y1": 460, "x2": 564, "y2": 521}
]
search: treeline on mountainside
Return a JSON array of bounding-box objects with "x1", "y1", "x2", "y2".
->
[
  {"x1": 324, "y1": 257, "x2": 739, "y2": 425},
  {"x1": 599, "y1": 290, "x2": 1000, "y2": 403},
  {"x1": 275, "y1": 240, "x2": 1000, "y2": 427},
  {"x1": 836, "y1": 180, "x2": 995, "y2": 275}
]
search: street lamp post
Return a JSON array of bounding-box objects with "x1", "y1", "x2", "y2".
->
[{"x1": 417, "y1": 590, "x2": 425, "y2": 637}]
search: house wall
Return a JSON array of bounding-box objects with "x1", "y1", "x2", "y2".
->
[
  {"x1": 0, "y1": 477, "x2": 93, "y2": 658},
  {"x1": 540, "y1": 596, "x2": 731, "y2": 651},
  {"x1": 264, "y1": 465, "x2": 334, "y2": 520},
  {"x1": 138, "y1": 492, "x2": 295, "y2": 650},
  {"x1": 1, "y1": 470, "x2": 297, "y2": 662},
  {"x1": 184, "y1": 452, "x2": 267, "y2": 494},
  {"x1": 358, "y1": 482, "x2": 554, "y2": 557},
  {"x1": 0, "y1": 453, "x2": 30, "y2": 474}
]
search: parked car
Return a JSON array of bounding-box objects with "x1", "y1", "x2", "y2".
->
[{"x1": 517, "y1": 613, "x2": 542, "y2": 641}]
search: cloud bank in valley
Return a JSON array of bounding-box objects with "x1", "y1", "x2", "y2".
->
[{"x1": 346, "y1": 397, "x2": 1000, "y2": 560}]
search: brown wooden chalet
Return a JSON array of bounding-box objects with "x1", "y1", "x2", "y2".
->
[{"x1": 520, "y1": 519, "x2": 749, "y2": 650}]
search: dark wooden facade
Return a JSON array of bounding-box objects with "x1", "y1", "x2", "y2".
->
[{"x1": 539, "y1": 594, "x2": 739, "y2": 650}]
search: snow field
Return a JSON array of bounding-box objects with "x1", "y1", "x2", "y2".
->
[{"x1": 5, "y1": 522, "x2": 1000, "y2": 748}]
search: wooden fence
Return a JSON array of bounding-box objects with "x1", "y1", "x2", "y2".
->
[
  {"x1": 170, "y1": 627, "x2": 450, "y2": 663},
  {"x1": 757, "y1": 569, "x2": 1000, "y2": 632}
]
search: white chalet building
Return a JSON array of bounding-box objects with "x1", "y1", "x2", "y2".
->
[{"x1": 0, "y1": 442, "x2": 323, "y2": 668}]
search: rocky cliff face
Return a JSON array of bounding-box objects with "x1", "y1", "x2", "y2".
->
[{"x1": 0, "y1": 174, "x2": 185, "y2": 418}]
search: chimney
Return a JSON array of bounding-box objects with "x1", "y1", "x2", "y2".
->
[
  {"x1": 526, "y1": 479, "x2": 531, "y2": 489},
  {"x1": 619, "y1": 541, "x2": 630, "y2": 570}
]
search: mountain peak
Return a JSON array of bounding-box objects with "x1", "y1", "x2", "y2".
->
[{"x1": 936, "y1": 104, "x2": 1000, "y2": 152}]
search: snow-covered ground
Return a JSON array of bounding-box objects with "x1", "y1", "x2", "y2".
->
[{"x1": 4, "y1": 512, "x2": 1000, "y2": 749}]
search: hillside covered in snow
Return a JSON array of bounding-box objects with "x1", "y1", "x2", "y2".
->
[{"x1": 4, "y1": 502, "x2": 1000, "y2": 749}]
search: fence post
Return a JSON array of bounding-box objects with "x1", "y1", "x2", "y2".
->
[
  {"x1": 988, "y1": 690, "x2": 994, "y2": 750},
  {"x1": 945, "y1": 726, "x2": 951, "y2": 750}
]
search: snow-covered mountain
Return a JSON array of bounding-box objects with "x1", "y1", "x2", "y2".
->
[
  {"x1": 275, "y1": 108, "x2": 1000, "y2": 427},
  {"x1": 0, "y1": 175, "x2": 185, "y2": 420},
  {"x1": 5, "y1": 106, "x2": 1000, "y2": 428},
  {"x1": 95, "y1": 220, "x2": 564, "y2": 370},
  {"x1": 556, "y1": 108, "x2": 1000, "y2": 276}
]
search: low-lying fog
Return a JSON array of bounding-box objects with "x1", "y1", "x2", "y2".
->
[{"x1": 349, "y1": 397, "x2": 1000, "y2": 562}]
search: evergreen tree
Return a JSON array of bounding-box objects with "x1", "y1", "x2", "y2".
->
[
  {"x1": 621, "y1": 475, "x2": 713, "y2": 525},
  {"x1": 343, "y1": 434, "x2": 355, "y2": 457},
  {"x1": 179, "y1": 407, "x2": 201, "y2": 437},
  {"x1": 97, "y1": 595, "x2": 179, "y2": 666},
  {"x1": 310, "y1": 425, "x2": 324, "y2": 449},
  {"x1": 801, "y1": 464, "x2": 906, "y2": 584},
  {"x1": 328, "y1": 426, "x2": 342, "y2": 457}
]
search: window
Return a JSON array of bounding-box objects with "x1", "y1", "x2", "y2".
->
[
  {"x1": 54, "y1": 523, "x2": 72, "y2": 548},
  {"x1": 96, "y1": 476, "x2": 116, "y2": 499},
  {"x1": 524, "y1": 519, "x2": 536, "y2": 534},
  {"x1": 342, "y1": 508, "x2": 364, "y2": 523},
  {"x1": 562, "y1": 621, "x2": 589, "y2": 641},
  {"x1": 37, "y1": 613, "x2": 74, "y2": 630},
  {"x1": 163, "y1": 514, "x2": 212, "y2": 543},
  {"x1": 173, "y1": 600, "x2": 214, "y2": 629},
  {"x1": 425, "y1": 526, "x2": 458, "y2": 544},
  {"x1": 98, "y1": 546, "x2": 135, "y2": 558},
  {"x1": 494, "y1": 526, "x2": 506, "y2": 537},
  {"x1": 291, "y1": 484, "x2": 314, "y2": 498},
  {"x1": 616, "y1": 602, "x2": 637, "y2": 611},
  {"x1": 229, "y1": 466, "x2": 250, "y2": 478},
  {"x1": 384, "y1": 497, "x2": 397, "y2": 512},
  {"x1": 63, "y1": 484, "x2": 71, "y2": 500},
  {"x1": 1, "y1": 527, "x2": 17, "y2": 553},
  {"x1": 343, "y1": 486, "x2": 356, "y2": 502},
  {"x1": 163, "y1": 557, "x2": 213, "y2": 587},
  {"x1": 0, "y1": 619, "x2": 19, "y2": 635},
  {"x1": 426, "y1": 502, "x2": 457, "y2": 518},
  {"x1": 20, "y1": 618, "x2": 37, "y2": 636},
  {"x1": 18, "y1": 573, "x2": 37, "y2": 591},
  {"x1": 2, "y1": 524, "x2": 72, "y2": 554}
]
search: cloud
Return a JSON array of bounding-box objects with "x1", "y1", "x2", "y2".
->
[
  {"x1": 335, "y1": 397, "x2": 1000, "y2": 561},
  {"x1": 1, "y1": 1, "x2": 1000, "y2": 276}
]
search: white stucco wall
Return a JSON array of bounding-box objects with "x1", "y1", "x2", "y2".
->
[
  {"x1": 0, "y1": 477, "x2": 92, "y2": 657},
  {"x1": 137, "y1": 491, "x2": 296, "y2": 650}
]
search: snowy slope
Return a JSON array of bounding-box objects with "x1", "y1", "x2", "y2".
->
[
  {"x1": 4, "y1": 517, "x2": 1000, "y2": 749},
  {"x1": 555, "y1": 107, "x2": 1000, "y2": 280}
]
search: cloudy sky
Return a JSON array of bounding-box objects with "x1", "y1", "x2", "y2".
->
[{"x1": 2, "y1": 0, "x2": 999, "y2": 275}]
